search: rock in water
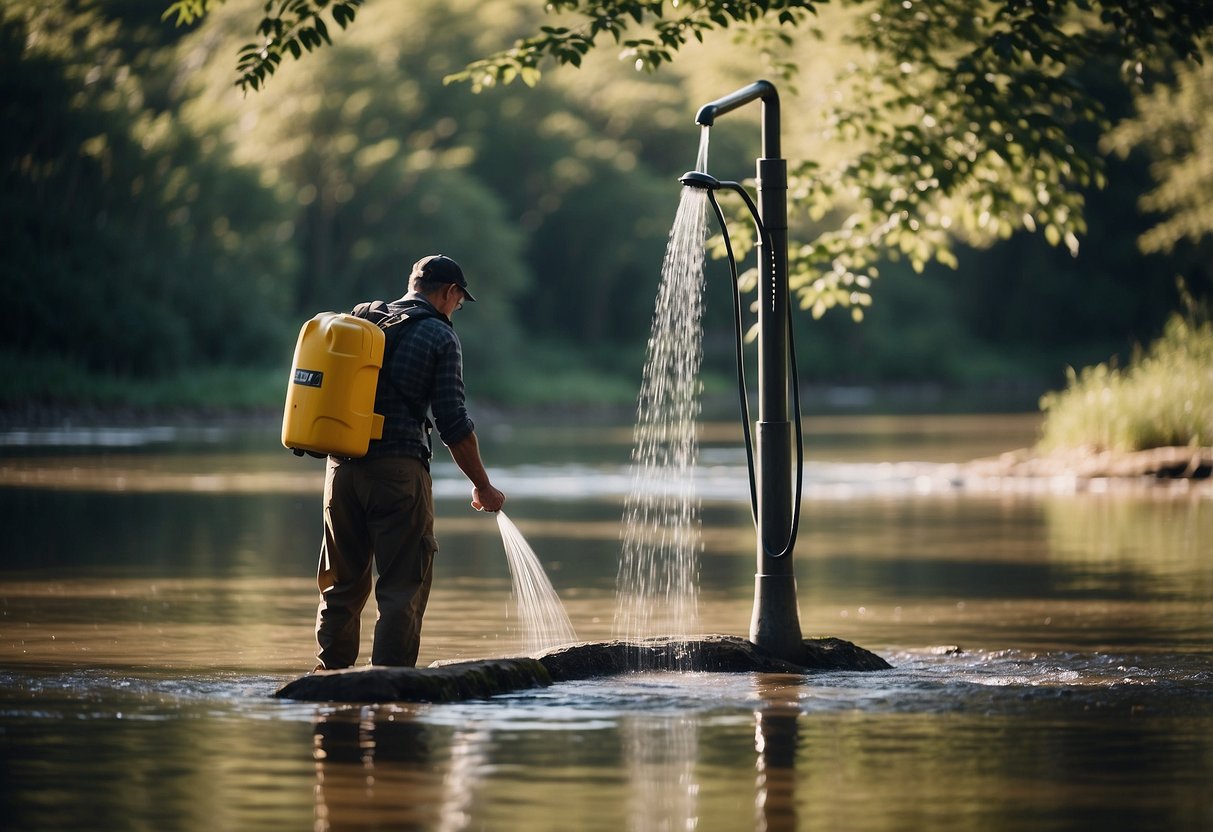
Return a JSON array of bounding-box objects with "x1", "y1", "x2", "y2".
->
[
  {"x1": 275, "y1": 658, "x2": 552, "y2": 702},
  {"x1": 273, "y1": 636, "x2": 891, "y2": 703},
  {"x1": 799, "y1": 637, "x2": 893, "y2": 671},
  {"x1": 535, "y1": 635, "x2": 810, "y2": 680}
]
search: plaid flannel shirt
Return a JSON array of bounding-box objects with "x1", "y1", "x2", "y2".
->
[{"x1": 360, "y1": 293, "x2": 474, "y2": 461}]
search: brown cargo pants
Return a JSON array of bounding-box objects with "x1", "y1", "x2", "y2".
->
[{"x1": 315, "y1": 455, "x2": 437, "y2": 669}]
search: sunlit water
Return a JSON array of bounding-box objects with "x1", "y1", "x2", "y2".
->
[
  {"x1": 615, "y1": 184, "x2": 710, "y2": 660},
  {"x1": 496, "y1": 511, "x2": 577, "y2": 653},
  {"x1": 1, "y1": 416, "x2": 1211, "y2": 831}
]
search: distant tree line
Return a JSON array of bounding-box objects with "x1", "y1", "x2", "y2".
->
[{"x1": 4, "y1": 0, "x2": 1211, "y2": 409}]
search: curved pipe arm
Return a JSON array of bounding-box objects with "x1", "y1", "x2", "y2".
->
[
  {"x1": 694, "y1": 80, "x2": 776, "y2": 125},
  {"x1": 694, "y1": 80, "x2": 780, "y2": 158},
  {"x1": 717, "y1": 180, "x2": 763, "y2": 234},
  {"x1": 679, "y1": 172, "x2": 764, "y2": 224}
]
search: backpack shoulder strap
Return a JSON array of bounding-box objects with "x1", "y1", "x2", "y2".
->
[
  {"x1": 351, "y1": 300, "x2": 393, "y2": 324},
  {"x1": 350, "y1": 301, "x2": 450, "y2": 450},
  {"x1": 352, "y1": 300, "x2": 448, "y2": 335}
]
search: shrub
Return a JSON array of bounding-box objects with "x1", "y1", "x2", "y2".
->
[{"x1": 1039, "y1": 301, "x2": 1213, "y2": 452}]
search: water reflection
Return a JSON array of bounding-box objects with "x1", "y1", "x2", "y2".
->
[
  {"x1": 312, "y1": 707, "x2": 455, "y2": 831},
  {"x1": 622, "y1": 714, "x2": 700, "y2": 831},
  {"x1": 752, "y1": 677, "x2": 803, "y2": 832},
  {"x1": 293, "y1": 661, "x2": 1213, "y2": 832},
  {"x1": 2, "y1": 416, "x2": 1213, "y2": 831}
]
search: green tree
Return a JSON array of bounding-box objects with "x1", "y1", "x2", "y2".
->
[
  {"x1": 179, "y1": 0, "x2": 1213, "y2": 321},
  {"x1": 177, "y1": 1, "x2": 533, "y2": 383},
  {"x1": 1103, "y1": 57, "x2": 1213, "y2": 257},
  {"x1": 174, "y1": 1, "x2": 722, "y2": 390},
  {"x1": 2, "y1": 2, "x2": 295, "y2": 378},
  {"x1": 463, "y1": 0, "x2": 1213, "y2": 320}
]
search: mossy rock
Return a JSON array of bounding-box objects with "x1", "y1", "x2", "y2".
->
[
  {"x1": 535, "y1": 635, "x2": 890, "y2": 680},
  {"x1": 275, "y1": 658, "x2": 551, "y2": 702},
  {"x1": 273, "y1": 636, "x2": 890, "y2": 703}
]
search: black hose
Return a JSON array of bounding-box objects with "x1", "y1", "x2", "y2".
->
[{"x1": 703, "y1": 187, "x2": 803, "y2": 559}]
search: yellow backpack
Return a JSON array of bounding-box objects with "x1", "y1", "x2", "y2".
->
[{"x1": 281, "y1": 302, "x2": 441, "y2": 458}]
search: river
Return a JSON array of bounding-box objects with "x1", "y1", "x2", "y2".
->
[{"x1": 1, "y1": 414, "x2": 1210, "y2": 831}]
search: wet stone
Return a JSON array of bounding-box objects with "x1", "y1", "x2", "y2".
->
[
  {"x1": 274, "y1": 636, "x2": 891, "y2": 703},
  {"x1": 274, "y1": 658, "x2": 552, "y2": 703},
  {"x1": 534, "y1": 635, "x2": 891, "y2": 680},
  {"x1": 798, "y1": 636, "x2": 894, "y2": 671}
]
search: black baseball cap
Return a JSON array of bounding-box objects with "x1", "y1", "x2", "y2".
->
[{"x1": 412, "y1": 254, "x2": 475, "y2": 302}]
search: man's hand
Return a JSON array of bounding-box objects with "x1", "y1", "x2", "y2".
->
[
  {"x1": 448, "y1": 432, "x2": 505, "y2": 512},
  {"x1": 472, "y1": 484, "x2": 505, "y2": 512}
]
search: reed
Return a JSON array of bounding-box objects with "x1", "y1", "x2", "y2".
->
[{"x1": 1039, "y1": 303, "x2": 1213, "y2": 453}]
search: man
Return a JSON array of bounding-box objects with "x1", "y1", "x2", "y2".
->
[{"x1": 314, "y1": 254, "x2": 506, "y2": 670}]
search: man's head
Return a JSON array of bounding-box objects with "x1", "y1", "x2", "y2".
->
[{"x1": 410, "y1": 255, "x2": 475, "y2": 317}]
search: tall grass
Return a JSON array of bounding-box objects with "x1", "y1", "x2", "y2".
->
[{"x1": 1039, "y1": 302, "x2": 1213, "y2": 453}]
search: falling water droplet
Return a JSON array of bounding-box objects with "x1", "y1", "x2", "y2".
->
[{"x1": 614, "y1": 184, "x2": 710, "y2": 670}]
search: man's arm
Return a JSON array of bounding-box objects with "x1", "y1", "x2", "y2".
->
[{"x1": 447, "y1": 431, "x2": 506, "y2": 512}]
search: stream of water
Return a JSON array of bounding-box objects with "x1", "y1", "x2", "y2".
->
[
  {"x1": 496, "y1": 510, "x2": 577, "y2": 654},
  {"x1": 614, "y1": 183, "x2": 710, "y2": 659}
]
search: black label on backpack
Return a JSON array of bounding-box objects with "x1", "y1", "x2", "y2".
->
[{"x1": 293, "y1": 368, "x2": 324, "y2": 388}]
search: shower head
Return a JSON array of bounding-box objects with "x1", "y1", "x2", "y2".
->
[{"x1": 679, "y1": 171, "x2": 722, "y2": 190}]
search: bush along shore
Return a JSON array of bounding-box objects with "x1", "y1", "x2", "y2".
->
[
  {"x1": 1039, "y1": 305, "x2": 1211, "y2": 454},
  {"x1": 972, "y1": 301, "x2": 1212, "y2": 485}
]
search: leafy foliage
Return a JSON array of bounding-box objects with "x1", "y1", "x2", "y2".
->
[
  {"x1": 3, "y1": 2, "x2": 294, "y2": 377},
  {"x1": 163, "y1": 0, "x2": 1213, "y2": 318},
  {"x1": 1103, "y1": 56, "x2": 1213, "y2": 255},
  {"x1": 450, "y1": 0, "x2": 1212, "y2": 86},
  {"x1": 6, "y1": 0, "x2": 1212, "y2": 411},
  {"x1": 164, "y1": 0, "x2": 364, "y2": 91},
  {"x1": 448, "y1": 0, "x2": 1213, "y2": 318},
  {"x1": 1040, "y1": 288, "x2": 1213, "y2": 452},
  {"x1": 449, "y1": 0, "x2": 820, "y2": 89}
]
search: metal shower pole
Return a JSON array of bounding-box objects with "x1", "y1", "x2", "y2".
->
[{"x1": 695, "y1": 80, "x2": 803, "y2": 662}]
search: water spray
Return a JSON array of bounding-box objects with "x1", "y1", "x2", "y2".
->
[{"x1": 683, "y1": 81, "x2": 805, "y2": 663}]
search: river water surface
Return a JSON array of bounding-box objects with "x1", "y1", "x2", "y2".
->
[{"x1": 1, "y1": 414, "x2": 1210, "y2": 831}]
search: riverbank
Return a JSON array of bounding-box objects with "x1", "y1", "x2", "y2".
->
[
  {"x1": 969, "y1": 445, "x2": 1213, "y2": 480},
  {"x1": 1, "y1": 408, "x2": 1207, "y2": 506},
  {"x1": 3, "y1": 406, "x2": 1210, "y2": 489},
  {"x1": 0, "y1": 403, "x2": 282, "y2": 432}
]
